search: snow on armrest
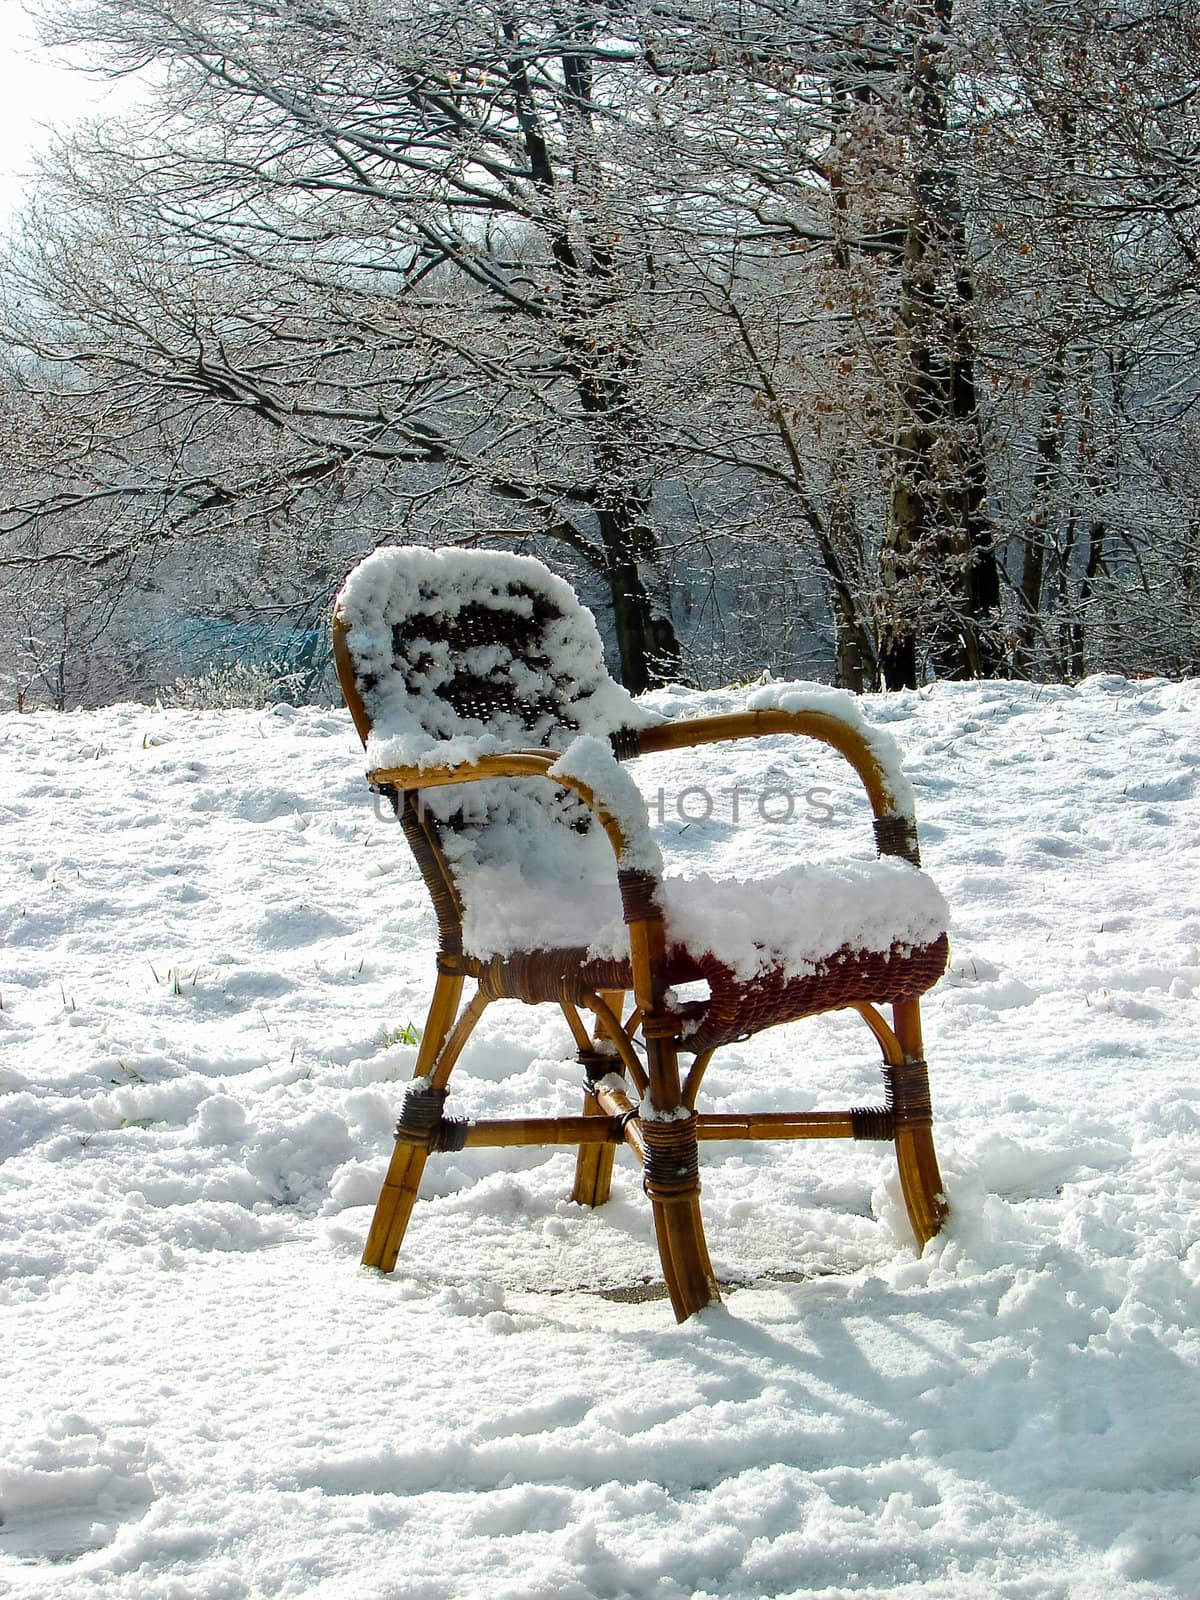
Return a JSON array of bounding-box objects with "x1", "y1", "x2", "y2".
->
[
  {"x1": 637, "y1": 679, "x2": 916, "y2": 820},
  {"x1": 365, "y1": 720, "x2": 505, "y2": 775},
  {"x1": 744, "y1": 681, "x2": 916, "y2": 821},
  {"x1": 549, "y1": 735, "x2": 663, "y2": 875}
]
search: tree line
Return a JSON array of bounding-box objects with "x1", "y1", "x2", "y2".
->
[{"x1": 2, "y1": 0, "x2": 1197, "y2": 707}]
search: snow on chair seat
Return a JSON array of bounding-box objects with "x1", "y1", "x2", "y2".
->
[
  {"x1": 455, "y1": 852, "x2": 949, "y2": 1052},
  {"x1": 334, "y1": 544, "x2": 951, "y2": 1320}
]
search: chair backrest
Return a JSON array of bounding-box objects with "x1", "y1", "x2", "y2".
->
[
  {"x1": 334, "y1": 544, "x2": 642, "y2": 754},
  {"x1": 333, "y1": 545, "x2": 652, "y2": 956}
]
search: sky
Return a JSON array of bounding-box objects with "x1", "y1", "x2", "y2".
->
[{"x1": 0, "y1": 8, "x2": 113, "y2": 217}]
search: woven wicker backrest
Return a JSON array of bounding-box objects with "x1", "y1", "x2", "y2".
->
[{"x1": 334, "y1": 546, "x2": 648, "y2": 951}]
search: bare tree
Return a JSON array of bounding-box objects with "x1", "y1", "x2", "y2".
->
[
  {"x1": 5, "y1": 0, "x2": 1197, "y2": 702},
  {"x1": 970, "y1": 0, "x2": 1200, "y2": 677},
  {"x1": 7, "y1": 0, "x2": 702, "y2": 690}
]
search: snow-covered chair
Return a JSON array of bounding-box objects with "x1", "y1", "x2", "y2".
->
[{"x1": 333, "y1": 546, "x2": 949, "y2": 1319}]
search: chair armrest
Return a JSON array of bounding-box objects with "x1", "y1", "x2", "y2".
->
[
  {"x1": 368, "y1": 742, "x2": 668, "y2": 1013},
  {"x1": 614, "y1": 707, "x2": 922, "y2": 865},
  {"x1": 368, "y1": 740, "x2": 660, "y2": 874}
]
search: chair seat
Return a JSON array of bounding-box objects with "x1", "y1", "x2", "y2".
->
[
  {"x1": 470, "y1": 930, "x2": 949, "y2": 1052},
  {"x1": 459, "y1": 855, "x2": 950, "y2": 1052},
  {"x1": 459, "y1": 852, "x2": 947, "y2": 971}
]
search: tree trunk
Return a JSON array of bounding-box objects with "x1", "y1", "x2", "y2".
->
[
  {"x1": 596, "y1": 501, "x2": 681, "y2": 694},
  {"x1": 506, "y1": 33, "x2": 682, "y2": 695},
  {"x1": 880, "y1": 0, "x2": 1003, "y2": 687},
  {"x1": 1014, "y1": 352, "x2": 1066, "y2": 676},
  {"x1": 831, "y1": 581, "x2": 875, "y2": 694},
  {"x1": 1068, "y1": 522, "x2": 1106, "y2": 680},
  {"x1": 1068, "y1": 352, "x2": 1123, "y2": 677}
]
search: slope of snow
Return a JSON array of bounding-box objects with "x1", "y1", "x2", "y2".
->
[{"x1": 2, "y1": 676, "x2": 1198, "y2": 1598}]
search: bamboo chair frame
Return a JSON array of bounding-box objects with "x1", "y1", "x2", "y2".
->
[{"x1": 333, "y1": 575, "x2": 947, "y2": 1322}]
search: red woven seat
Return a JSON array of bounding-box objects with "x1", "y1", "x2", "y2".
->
[
  {"x1": 468, "y1": 934, "x2": 948, "y2": 1053},
  {"x1": 672, "y1": 933, "x2": 949, "y2": 1053},
  {"x1": 334, "y1": 545, "x2": 950, "y2": 1320}
]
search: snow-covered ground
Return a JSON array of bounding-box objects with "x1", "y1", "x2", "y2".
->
[{"x1": 2, "y1": 675, "x2": 1199, "y2": 1599}]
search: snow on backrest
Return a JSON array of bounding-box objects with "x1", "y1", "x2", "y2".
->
[
  {"x1": 337, "y1": 545, "x2": 647, "y2": 764},
  {"x1": 336, "y1": 545, "x2": 656, "y2": 948}
]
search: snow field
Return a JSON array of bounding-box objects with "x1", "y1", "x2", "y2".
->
[{"x1": 1, "y1": 677, "x2": 1199, "y2": 1598}]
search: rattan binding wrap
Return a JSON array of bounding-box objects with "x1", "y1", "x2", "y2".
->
[
  {"x1": 394, "y1": 1082, "x2": 467, "y2": 1151},
  {"x1": 882, "y1": 1060, "x2": 934, "y2": 1128},
  {"x1": 874, "y1": 814, "x2": 921, "y2": 867},
  {"x1": 473, "y1": 950, "x2": 632, "y2": 1005},
  {"x1": 641, "y1": 1115, "x2": 701, "y2": 1194}
]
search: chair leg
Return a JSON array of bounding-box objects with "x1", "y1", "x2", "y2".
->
[
  {"x1": 361, "y1": 970, "x2": 464, "y2": 1273},
  {"x1": 649, "y1": 1181, "x2": 720, "y2": 1322},
  {"x1": 889, "y1": 1000, "x2": 948, "y2": 1249},
  {"x1": 894, "y1": 1105, "x2": 947, "y2": 1248},
  {"x1": 642, "y1": 1037, "x2": 721, "y2": 1320},
  {"x1": 571, "y1": 990, "x2": 624, "y2": 1208},
  {"x1": 360, "y1": 1134, "x2": 432, "y2": 1274},
  {"x1": 572, "y1": 1086, "x2": 619, "y2": 1207},
  {"x1": 890, "y1": 1050, "x2": 947, "y2": 1248}
]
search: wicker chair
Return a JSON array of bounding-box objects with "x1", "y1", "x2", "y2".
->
[{"x1": 333, "y1": 545, "x2": 949, "y2": 1320}]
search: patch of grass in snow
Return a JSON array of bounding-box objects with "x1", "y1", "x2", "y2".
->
[
  {"x1": 148, "y1": 962, "x2": 199, "y2": 996},
  {"x1": 382, "y1": 1020, "x2": 423, "y2": 1048}
]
